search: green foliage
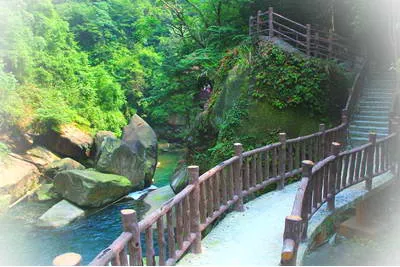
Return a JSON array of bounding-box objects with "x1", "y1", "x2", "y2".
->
[{"x1": 252, "y1": 44, "x2": 346, "y2": 116}]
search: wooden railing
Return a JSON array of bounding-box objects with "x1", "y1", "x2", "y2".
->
[
  {"x1": 75, "y1": 121, "x2": 348, "y2": 266},
  {"x1": 281, "y1": 129, "x2": 400, "y2": 265},
  {"x1": 249, "y1": 7, "x2": 363, "y2": 62}
]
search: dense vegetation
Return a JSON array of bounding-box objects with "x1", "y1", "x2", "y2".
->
[
  {"x1": 0, "y1": 0, "x2": 397, "y2": 167},
  {"x1": 187, "y1": 43, "x2": 349, "y2": 170}
]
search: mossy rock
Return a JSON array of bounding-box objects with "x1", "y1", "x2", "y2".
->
[
  {"x1": 35, "y1": 183, "x2": 60, "y2": 201},
  {"x1": 54, "y1": 170, "x2": 133, "y2": 208},
  {"x1": 44, "y1": 158, "x2": 85, "y2": 179}
]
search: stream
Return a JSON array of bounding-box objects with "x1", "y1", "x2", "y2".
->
[{"x1": 0, "y1": 150, "x2": 183, "y2": 266}]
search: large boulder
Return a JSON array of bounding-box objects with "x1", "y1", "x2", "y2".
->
[
  {"x1": 93, "y1": 131, "x2": 116, "y2": 160},
  {"x1": 37, "y1": 200, "x2": 85, "y2": 228},
  {"x1": 34, "y1": 183, "x2": 61, "y2": 201},
  {"x1": 170, "y1": 165, "x2": 190, "y2": 194},
  {"x1": 95, "y1": 115, "x2": 157, "y2": 188},
  {"x1": 54, "y1": 169, "x2": 132, "y2": 208},
  {"x1": 23, "y1": 146, "x2": 61, "y2": 170},
  {"x1": 44, "y1": 158, "x2": 85, "y2": 179},
  {"x1": 36, "y1": 124, "x2": 93, "y2": 161},
  {"x1": 0, "y1": 156, "x2": 40, "y2": 204},
  {"x1": 122, "y1": 115, "x2": 158, "y2": 186}
]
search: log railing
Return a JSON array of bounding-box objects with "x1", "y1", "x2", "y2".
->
[
  {"x1": 281, "y1": 126, "x2": 400, "y2": 265},
  {"x1": 76, "y1": 120, "x2": 348, "y2": 266},
  {"x1": 249, "y1": 7, "x2": 363, "y2": 62}
]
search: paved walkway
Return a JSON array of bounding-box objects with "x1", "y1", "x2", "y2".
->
[
  {"x1": 178, "y1": 182, "x2": 299, "y2": 266},
  {"x1": 178, "y1": 171, "x2": 395, "y2": 266}
]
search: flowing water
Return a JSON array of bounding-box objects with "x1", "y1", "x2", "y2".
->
[{"x1": 0, "y1": 150, "x2": 183, "y2": 266}]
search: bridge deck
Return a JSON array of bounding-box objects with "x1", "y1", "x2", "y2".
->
[{"x1": 179, "y1": 172, "x2": 394, "y2": 266}]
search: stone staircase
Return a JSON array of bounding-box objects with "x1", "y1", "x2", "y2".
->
[{"x1": 349, "y1": 70, "x2": 396, "y2": 147}]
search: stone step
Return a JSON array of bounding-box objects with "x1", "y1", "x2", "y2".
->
[
  {"x1": 351, "y1": 120, "x2": 389, "y2": 127},
  {"x1": 349, "y1": 130, "x2": 388, "y2": 139},
  {"x1": 360, "y1": 94, "x2": 393, "y2": 103},
  {"x1": 357, "y1": 110, "x2": 390, "y2": 116},
  {"x1": 368, "y1": 80, "x2": 396, "y2": 87},
  {"x1": 370, "y1": 72, "x2": 397, "y2": 80},
  {"x1": 349, "y1": 125, "x2": 388, "y2": 134},
  {"x1": 358, "y1": 105, "x2": 391, "y2": 111},
  {"x1": 353, "y1": 115, "x2": 389, "y2": 122},
  {"x1": 361, "y1": 91, "x2": 393, "y2": 97}
]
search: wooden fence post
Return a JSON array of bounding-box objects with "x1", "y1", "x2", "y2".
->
[
  {"x1": 257, "y1": 10, "x2": 262, "y2": 34},
  {"x1": 234, "y1": 143, "x2": 244, "y2": 211},
  {"x1": 392, "y1": 121, "x2": 400, "y2": 177},
  {"x1": 301, "y1": 160, "x2": 314, "y2": 241},
  {"x1": 328, "y1": 29, "x2": 333, "y2": 58},
  {"x1": 268, "y1": 7, "x2": 274, "y2": 37},
  {"x1": 188, "y1": 166, "x2": 201, "y2": 254},
  {"x1": 366, "y1": 133, "x2": 377, "y2": 191},
  {"x1": 328, "y1": 142, "x2": 341, "y2": 211},
  {"x1": 319, "y1": 124, "x2": 326, "y2": 159},
  {"x1": 279, "y1": 133, "x2": 287, "y2": 190},
  {"x1": 249, "y1": 16, "x2": 254, "y2": 35},
  {"x1": 53, "y1": 253, "x2": 82, "y2": 266},
  {"x1": 314, "y1": 32, "x2": 319, "y2": 57},
  {"x1": 121, "y1": 209, "x2": 143, "y2": 266},
  {"x1": 341, "y1": 109, "x2": 348, "y2": 125},
  {"x1": 306, "y1": 24, "x2": 311, "y2": 56}
]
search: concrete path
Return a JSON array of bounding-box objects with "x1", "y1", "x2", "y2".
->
[{"x1": 178, "y1": 182, "x2": 299, "y2": 266}]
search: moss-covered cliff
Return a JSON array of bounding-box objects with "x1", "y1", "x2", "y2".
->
[{"x1": 187, "y1": 42, "x2": 351, "y2": 172}]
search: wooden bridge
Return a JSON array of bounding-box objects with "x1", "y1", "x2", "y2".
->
[{"x1": 53, "y1": 8, "x2": 399, "y2": 266}]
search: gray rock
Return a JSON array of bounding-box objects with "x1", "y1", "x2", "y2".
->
[
  {"x1": 36, "y1": 124, "x2": 93, "y2": 161},
  {"x1": 35, "y1": 183, "x2": 60, "y2": 201},
  {"x1": 54, "y1": 169, "x2": 132, "y2": 208},
  {"x1": 170, "y1": 166, "x2": 190, "y2": 194},
  {"x1": 94, "y1": 131, "x2": 116, "y2": 159},
  {"x1": 44, "y1": 158, "x2": 85, "y2": 179},
  {"x1": 95, "y1": 115, "x2": 158, "y2": 188},
  {"x1": 37, "y1": 200, "x2": 85, "y2": 228},
  {"x1": 0, "y1": 155, "x2": 40, "y2": 203},
  {"x1": 23, "y1": 146, "x2": 60, "y2": 169},
  {"x1": 122, "y1": 114, "x2": 158, "y2": 187}
]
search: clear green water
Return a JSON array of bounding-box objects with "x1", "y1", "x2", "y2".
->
[{"x1": 0, "y1": 150, "x2": 183, "y2": 266}]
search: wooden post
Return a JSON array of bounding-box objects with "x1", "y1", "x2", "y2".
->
[
  {"x1": 279, "y1": 133, "x2": 287, "y2": 190},
  {"x1": 249, "y1": 16, "x2": 253, "y2": 35},
  {"x1": 314, "y1": 32, "x2": 319, "y2": 57},
  {"x1": 257, "y1": 10, "x2": 262, "y2": 34},
  {"x1": 121, "y1": 209, "x2": 143, "y2": 266},
  {"x1": 306, "y1": 24, "x2": 311, "y2": 56},
  {"x1": 366, "y1": 133, "x2": 377, "y2": 191},
  {"x1": 319, "y1": 124, "x2": 326, "y2": 159},
  {"x1": 301, "y1": 160, "x2": 314, "y2": 241},
  {"x1": 188, "y1": 166, "x2": 201, "y2": 254},
  {"x1": 328, "y1": 142, "x2": 341, "y2": 211},
  {"x1": 268, "y1": 7, "x2": 274, "y2": 37},
  {"x1": 328, "y1": 29, "x2": 333, "y2": 58},
  {"x1": 234, "y1": 143, "x2": 244, "y2": 211},
  {"x1": 393, "y1": 121, "x2": 400, "y2": 177},
  {"x1": 341, "y1": 109, "x2": 348, "y2": 125},
  {"x1": 53, "y1": 253, "x2": 82, "y2": 266}
]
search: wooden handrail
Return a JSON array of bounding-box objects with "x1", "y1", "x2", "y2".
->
[{"x1": 250, "y1": 7, "x2": 363, "y2": 63}]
